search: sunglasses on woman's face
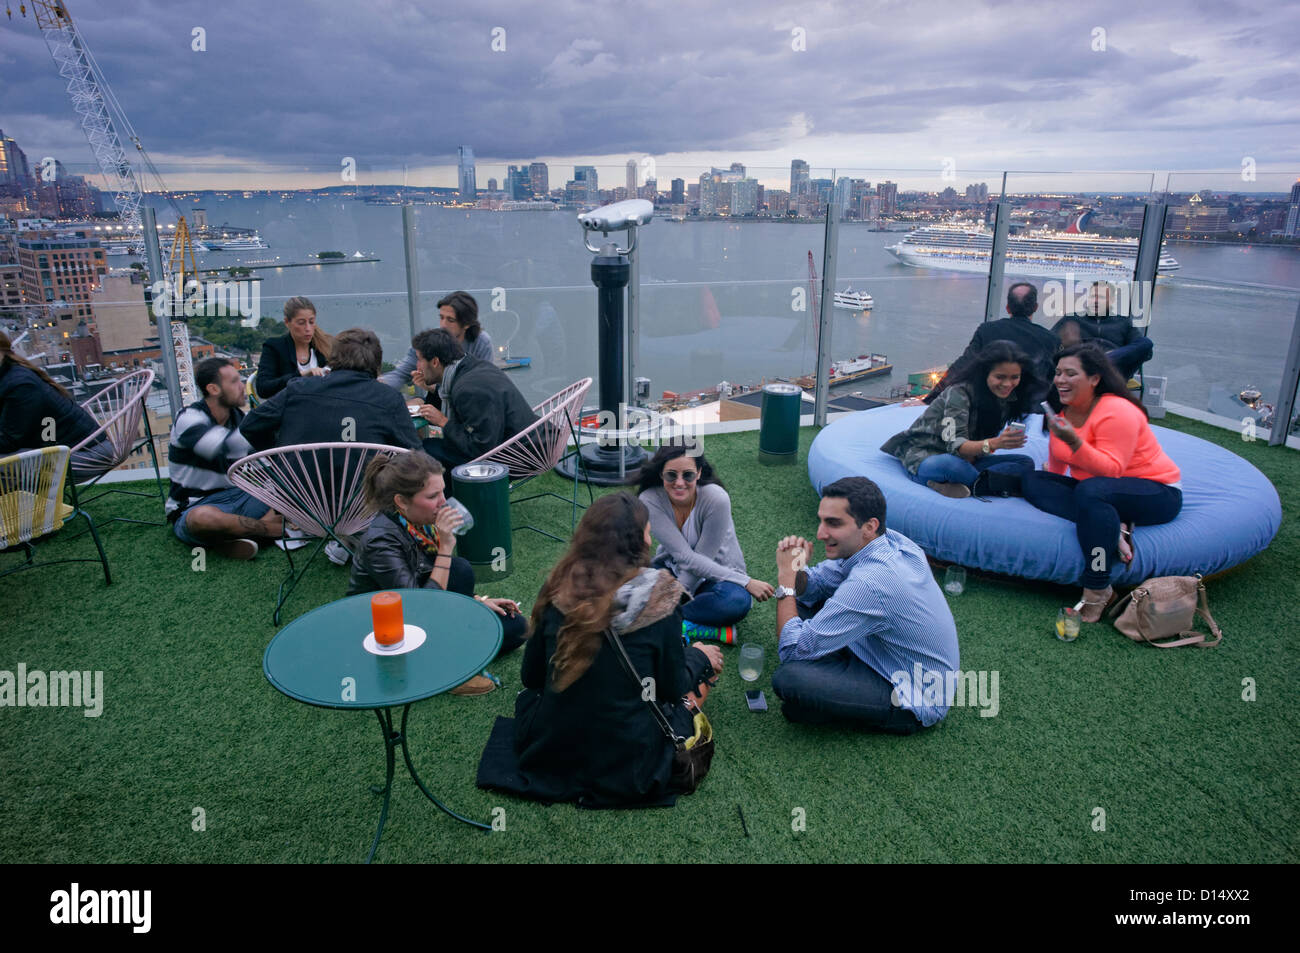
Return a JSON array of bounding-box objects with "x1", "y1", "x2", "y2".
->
[{"x1": 663, "y1": 469, "x2": 698, "y2": 484}]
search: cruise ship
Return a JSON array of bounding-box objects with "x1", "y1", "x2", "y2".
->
[{"x1": 886, "y1": 212, "x2": 1179, "y2": 280}]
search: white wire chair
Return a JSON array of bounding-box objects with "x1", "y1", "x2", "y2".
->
[
  {"x1": 67, "y1": 369, "x2": 165, "y2": 525},
  {"x1": 227, "y1": 441, "x2": 408, "y2": 624},
  {"x1": 466, "y1": 377, "x2": 593, "y2": 541}
]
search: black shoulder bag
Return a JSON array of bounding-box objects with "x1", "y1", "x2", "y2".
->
[{"x1": 603, "y1": 628, "x2": 715, "y2": 794}]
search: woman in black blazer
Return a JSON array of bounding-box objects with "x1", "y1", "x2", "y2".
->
[{"x1": 254, "y1": 295, "x2": 332, "y2": 399}]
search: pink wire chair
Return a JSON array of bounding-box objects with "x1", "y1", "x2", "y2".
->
[
  {"x1": 67, "y1": 369, "x2": 165, "y2": 524},
  {"x1": 227, "y1": 441, "x2": 409, "y2": 624},
  {"x1": 466, "y1": 377, "x2": 593, "y2": 541}
]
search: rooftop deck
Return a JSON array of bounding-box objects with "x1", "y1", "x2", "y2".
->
[{"x1": 3, "y1": 414, "x2": 1296, "y2": 863}]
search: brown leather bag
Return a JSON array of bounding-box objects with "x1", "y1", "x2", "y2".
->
[{"x1": 1107, "y1": 575, "x2": 1223, "y2": 648}]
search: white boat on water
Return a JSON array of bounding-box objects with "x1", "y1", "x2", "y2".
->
[
  {"x1": 833, "y1": 288, "x2": 874, "y2": 311},
  {"x1": 886, "y1": 212, "x2": 1179, "y2": 280},
  {"x1": 205, "y1": 235, "x2": 269, "y2": 251}
]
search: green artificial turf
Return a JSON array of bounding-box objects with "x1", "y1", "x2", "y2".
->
[{"x1": 2, "y1": 415, "x2": 1297, "y2": 863}]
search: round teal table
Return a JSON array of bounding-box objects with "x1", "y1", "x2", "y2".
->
[{"x1": 264, "y1": 588, "x2": 502, "y2": 863}]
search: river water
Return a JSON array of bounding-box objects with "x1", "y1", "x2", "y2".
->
[{"x1": 164, "y1": 195, "x2": 1300, "y2": 411}]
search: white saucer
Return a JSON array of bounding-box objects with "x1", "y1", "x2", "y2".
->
[{"x1": 363, "y1": 624, "x2": 427, "y2": 656}]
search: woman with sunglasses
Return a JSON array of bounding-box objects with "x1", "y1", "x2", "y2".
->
[{"x1": 637, "y1": 446, "x2": 773, "y2": 642}]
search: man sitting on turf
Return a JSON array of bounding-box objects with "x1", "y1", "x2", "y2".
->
[
  {"x1": 167, "y1": 357, "x2": 283, "y2": 560},
  {"x1": 770, "y1": 476, "x2": 960, "y2": 733}
]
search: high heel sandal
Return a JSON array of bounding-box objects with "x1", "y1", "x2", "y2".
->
[{"x1": 1079, "y1": 587, "x2": 1116, "y2": 623}]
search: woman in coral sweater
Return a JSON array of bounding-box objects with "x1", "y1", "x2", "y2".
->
[{"x1": 1023, "y1": 343, "x2": 1183, "y2": 622}]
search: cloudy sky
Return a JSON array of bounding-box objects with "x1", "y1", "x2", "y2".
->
[{"x1": 2, "y1": 0, "x2": 1297, "y2": 192}]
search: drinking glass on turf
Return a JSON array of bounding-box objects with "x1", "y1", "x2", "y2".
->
[
  {"x1": 1056, "y1": 607, "x2": 1081, "y2": 642},
  {"x1": 442, "y1": 498, "x2": 474, "y2": 536},
  {"x1": 739, "y1": 643, "x2": 764, "y2": 682},
  {"x1": 944, "y1": 566, "x2": 966, "y2": 595}
]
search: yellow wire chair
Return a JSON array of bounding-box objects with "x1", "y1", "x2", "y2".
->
[{"x1": 1, "y1": 446, "x2": 111, "y2": 585}]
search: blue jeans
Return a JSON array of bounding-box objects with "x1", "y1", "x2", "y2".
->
[
  {"x1": 912, "y1": 452, "x2": 1035, "y2": 488},
  {"x1": 1108, "y1": 338, "x2": 1154, "y2": 381},
  {"x1": 1022, "y1": 471, "x2": 1182, "y2": 589},
  {"x1": 680, "y1": 580, "x2": 752, "y2": 627},
  {"x1": 772, "y1": 648, "x2": 924, "y2": 734},
  {"x1": 173, "y1": 487, "x2": 271, "y2": 545}
]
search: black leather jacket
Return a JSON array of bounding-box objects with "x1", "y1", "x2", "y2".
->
[{"x1": 346, "y1": 511, "x2": 440, "y2": 595}]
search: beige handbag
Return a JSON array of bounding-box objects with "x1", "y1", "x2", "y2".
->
[{"x1": 1107, "y1": 575, "x2": 1223, "y2": 648}]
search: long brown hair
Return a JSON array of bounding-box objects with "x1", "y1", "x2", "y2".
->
[
  {"x1": 531, "y1": 493, "x2": 652, "y2": 692},
  {"x1": 1047, "y1": 342, "x2": 1148, "y2": 419},
  {"x1": 283, "y1": 295, "x2": 334, "y2": 363},
  {"x1": 0, "y1": 330, "x2": 71, "y2": 399}
]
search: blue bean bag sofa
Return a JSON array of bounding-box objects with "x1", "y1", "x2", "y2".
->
[{"x1": 807, "y1": 405, "x2": 1281, "y2": 585}]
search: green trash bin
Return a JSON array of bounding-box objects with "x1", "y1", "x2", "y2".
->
[
  {"x1": 759, "y1": 383, "x2": 802, "y2": 464},
  {"x1": 450, "y1": 462, "x2": 511, "y2": 582}
]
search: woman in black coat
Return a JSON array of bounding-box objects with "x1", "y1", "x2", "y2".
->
[
  {"x1": 0, "y1": 332, "x2": 106, "y2": 476},
  {"x1": 254, "y1": 295, "x2": 332, "y2": 399},
  {"x1": 347, "y1": 449, "x2": 526, "y2": 695},
  {"x1": 476, "y1": 493, "x2": 724, "y2": 808}
]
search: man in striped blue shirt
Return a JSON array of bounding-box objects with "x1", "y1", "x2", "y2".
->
[
  {"x1": 167, "y1": 357, "x2": 283, "y2": 560},
  {"x1": 772, "y1": 477, "x2": 959, "y2": 733}
]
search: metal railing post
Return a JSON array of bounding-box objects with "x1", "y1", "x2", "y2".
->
[
  {"x1": 626, "y1": 222, "x2": 639, "y2": 412},
  {"x1": 983, "y1": 202, "x2": 1011, "y2": 323},
  {"x1": 1269, "y1": 299, "x2": 1300, "y2": 447},
  {"x1": 402, "y1": 204, "x2": 421, "y2": 342},
  {"x1": 814, "y1": 203, "x2": 838, "y2": 426},
  {"x1": 1132, "y1": 200, "x2": 1168, "y2": 329},
  {"x1": 142, "y1": 205, "x2": 182, "y2": 418}
]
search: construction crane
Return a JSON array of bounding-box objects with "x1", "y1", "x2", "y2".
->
[{"x1": 12, "y1": 0, "x2": 200, "y2": 405}]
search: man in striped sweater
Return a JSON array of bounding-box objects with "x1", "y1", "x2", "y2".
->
[{"x1": 167, "y1": 357, "x2": 283, "y2": 560}]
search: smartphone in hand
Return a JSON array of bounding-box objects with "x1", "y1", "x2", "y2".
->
[{"x1": 1040, "y1": 401, "x2": 1056, "y2": 417}]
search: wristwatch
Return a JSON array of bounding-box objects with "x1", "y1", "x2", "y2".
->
[
  {"x1": 775, "y1": 585, "x2": 797, "y2": 599},
  {"x1": 982, "y1": 439, "x2": 992, "y2": 455}
]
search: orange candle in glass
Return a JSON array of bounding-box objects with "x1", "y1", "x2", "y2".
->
[{"x1": 371, "y1": 592, "x2": 404, "y2": 645}]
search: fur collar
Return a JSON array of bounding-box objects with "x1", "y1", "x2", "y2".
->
[{"x1": 609, "y1": 568, "x2": 683, "y2": 634}]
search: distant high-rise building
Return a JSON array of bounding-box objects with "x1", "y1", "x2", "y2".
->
[
  {"x1": 574, "y1": 165, "x2": 598, "y2": 202},
  {"x1": 876, "y1": 180, "x2": 898, "y2": 215},
  {"x1": 790, "y1": 159, "x2": 809, "y2": 198},
  {"x1": 765, "y1": 189, "x2": 790, "y2": 216},
  {"x1": 730, "y1": 162, "x2": 745, "y2": 177},
  {"x1": 506, "y1": 165, "x2": 531, "y2": 200},
  {"x1": 626, "y1": 159, "x2": 638, "y2": 195},
  {"x1": 834, "y1": 177, "x2": 853, "y2": 216},
  {"x1": 1285, "y1": 181, "x2": 1300, "y2": 238},
  {"x1": 670, "y1": 178, "x2": 685, "y2": 204},
  {"x1": 457, "y1": 146, "x2": 476, "y2": 202},
  {"x1": 528, "y1": 162, "x2": 549, "y2": 198},
  {"x1": 965, "y1": 182, "x2": 989, "y2": 203},
  {"x1": 731, "y1": 178, "x2": 758, "y2": 216},
  {"x1": 486, "y1": 177, "x2": 498, "y2": 192}
]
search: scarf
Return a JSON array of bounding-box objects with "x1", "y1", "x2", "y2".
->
[{"x1": 396, "y1": 512, "x2": 440, "y2": 556}]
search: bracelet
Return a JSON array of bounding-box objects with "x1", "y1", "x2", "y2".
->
[{"x1": 434, "y1": 553, "x2": 453, "y2": 564}]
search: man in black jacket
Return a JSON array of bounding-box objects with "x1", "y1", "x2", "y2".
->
[
  {"x1": 924, "y1": 282, "x2": 1057, "y2": 404},
  {"x1": 1052, "y1": 281, "x2": 1153, "y2": 381},
  {"x1": 240, "y1": 328, "x2": 421, "y2": 452},
  {"x1": 411, "y1": 328, "x2": 538, "y2": 467}
]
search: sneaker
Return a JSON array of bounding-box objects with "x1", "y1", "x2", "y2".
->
[
  {"x1": 927, "y1": 480, "x2": 972, "y2": 499},
  {"x1": 449, "y1": 674, "x2": 497, "y2": 696},
  {"x1": 682, "y1": 620, "x2": 736, "y2": 644},
  {"x1": 274, "y1": 525, "x2": 312, "y2": 551},
  {"x1": 324, "y1": 539, "x2": 351, "y2": 566},
  {"x1": 213, "y1": 538, "x2": 258, "y2": 560}
]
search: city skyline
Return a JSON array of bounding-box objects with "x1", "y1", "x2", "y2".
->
[{"x1": 1, "y1": 0, "x2": 1297, "y2": 192}]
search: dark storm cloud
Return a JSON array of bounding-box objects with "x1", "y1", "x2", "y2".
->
[{"x1": 1, "y1": 0, "x2": 1295, "y2": 174}]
